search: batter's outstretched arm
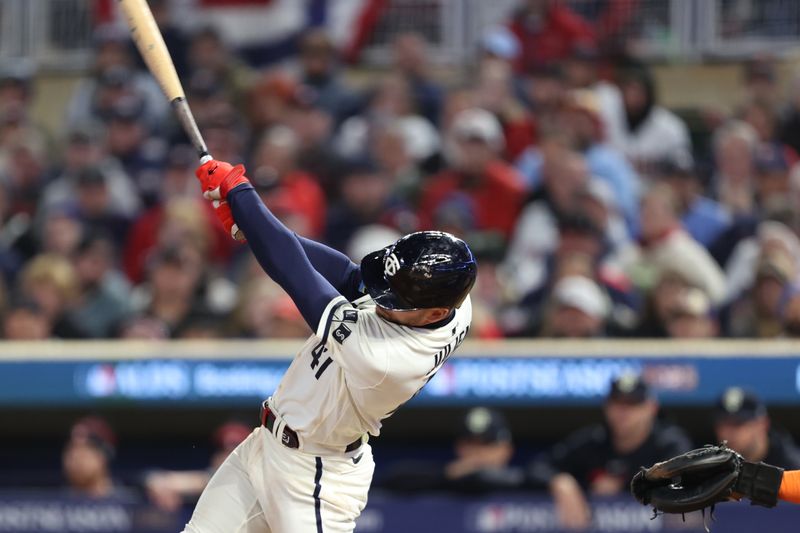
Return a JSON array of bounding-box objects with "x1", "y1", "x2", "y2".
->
[
  {"x1": 296, "y1": 236, "x2": 363, "y2": 302},
  {"x1": 227, "y1": 184, "x2": 341, "y2": 330}
]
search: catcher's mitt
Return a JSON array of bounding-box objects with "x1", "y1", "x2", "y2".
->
[{"x1": 631, "y1": 444, "x2": 784, "y2": 527}]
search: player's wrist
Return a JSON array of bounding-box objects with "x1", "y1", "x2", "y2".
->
[{"x1": 735, "y1": 460, "x2": 783, "y2": 508}]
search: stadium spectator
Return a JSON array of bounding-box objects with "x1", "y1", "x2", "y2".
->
[
  {"x1": 250, "y1": 126, "x2": 326, "y2": 238},
  {"x1": 517, "y1": 89, "x2": 640, "y2": 228},
  {"x1": 714, "y1": 387, "x2": 800, "y2": 469},
  {"x1": 663, "y1": 287, "x2": 719, "y2": 338},
  {"x1": 474, "y1": 59, "x2": 536, "y2": 160},
  {"x1": 653, "y1": 152, "x2": 732, "y2": 248},
  {"x1": 508, "y1": 0, "x2": 595, "y2": 74},
  {"x1": 146, "y1": 420, "x2": 252, "y2": 511},
  {"x1": 634, "y1": 268, "x2": 703, "y2": 338},
  {"x1": 69, "y1": 233, "x2": 131, "y2": 338},
  {"x1": 228, "y1": 278, "x2": 309, "y2": 339},
  {"x1": 420, "y1": 108, "x2": 526, "y2": 240},
  {"x1": 604, "y1": 65, "x2": 692, "y2": 173},
  {"x1": 529, "y1": 374, "x2": 691, "y2": 530},
  {"x1": 624, "y1": 184, "x2": 726, "y2": 306},
  {"x1": 335, "y1": 73, "x2": 439, "y2": 165},
  {"x1": 538, "y1": 275, "x2": 610, "y2": 338},
  {"x1": 185, "y1": 26, "x2": 253, "y2": 111},
  {"x1": 3, "y1": 298, "x2": 50, "y2": 340},
  {"x1": 19, "y1": 253, "x2": 83, "y2": 338},
  {"x1": 296, "y1": 29, "x2": 361, "y2": 126},
  {"x1": 62, "y1": 416, "x2": 130, "y2": 499},
  {"x1": 712, "y1": 120, "x2": 759, "y2": 217},
  {"x1": 504, "y1": 147, "x2": 583, "y2": 289},
  {"x1": 725, "y1": 230, "x2": 797, "y2": 337},
  {"x1": 325, "y1": 159, "x2": 405, "y2": 252},
  {"x1": 781, "y1": 284, "x2": 800, "y2": 336},
  {"x1": 391, "y1": 32, "x2": 444, "y2": 126},
  {"x1": 130, "y1": 245, "x2": 212, "y2": 337},
  {"x1": 104, "y1": 97, "x2": 167, "y2": 207},
  {"x1": 443, "y1": 407, "x2": 523, "y2": 493},
  {"x1": 66, "y1": 24, "x2": 168, "y2": 131}
]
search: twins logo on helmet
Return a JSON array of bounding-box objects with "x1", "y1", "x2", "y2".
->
[{"x1": 384, "y1": 253, "x2": 401, "y2": 277}]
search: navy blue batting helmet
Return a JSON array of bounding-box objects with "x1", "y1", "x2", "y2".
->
[{"x1": 360, "y1": 231, "x2": 477, "y2": 310}]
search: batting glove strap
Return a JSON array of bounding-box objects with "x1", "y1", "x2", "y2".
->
[{"x1": 735, "y1": 461, "x2": 783, "y2": 508}]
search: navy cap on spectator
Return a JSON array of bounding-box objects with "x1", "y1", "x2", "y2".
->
[
  {"x1": 653, "y1": 151, "x2": 695, "y2": 178},
  {"x1": 715, "y1": 387, "x2": 767, "y2": 424},
  {"x1": 98, "y1": 65, "x2": 133, "y2": 88},
  {"x1": 458, "y1": 407, "x2": 511, "y2": 444},
  {"x1": 607, "y1": 374, "x2": 652, "y2": 404}
]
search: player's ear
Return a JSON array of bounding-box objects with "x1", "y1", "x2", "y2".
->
[{"x1": 424, "y1": 307, "x2": 451, "y2": 323}]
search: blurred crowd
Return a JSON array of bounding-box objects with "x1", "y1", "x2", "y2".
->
[
  {"x1": 59, "y1": 375, "x2": 800, "y2": 531},
  {"x1": 2, "y1": 0, "x2": 800, "y2": 340}
]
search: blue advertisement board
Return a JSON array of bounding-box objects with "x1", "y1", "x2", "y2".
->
[{"x1": 0, "y1": 354, "x2": 799, "y2": 406}]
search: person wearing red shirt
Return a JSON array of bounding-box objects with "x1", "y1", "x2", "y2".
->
[
  {"x1": 419, "y1": 108, "x2": 526, "y2": 240},
  {"x1": 508, "y1": 0, "x2": 595, "y2": 74}
]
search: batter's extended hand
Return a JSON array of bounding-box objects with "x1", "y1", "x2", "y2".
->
[
  {"x1": 195, "y1": 159, "x2": 250, "y2": 240},
  {"x1": 195, "y1": 159, "x2": 250, "y2": 201}
]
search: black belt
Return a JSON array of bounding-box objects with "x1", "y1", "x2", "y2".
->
[{"x1": 260, "y1": 401, "x2": 362, "y2": 453}]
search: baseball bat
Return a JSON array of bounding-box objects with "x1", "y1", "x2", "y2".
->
[{"x1": 117, "y1": 0, "x2": 211, "y2": 164}]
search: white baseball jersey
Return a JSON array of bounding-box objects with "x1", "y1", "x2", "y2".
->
[{"x1": 270, "y1": 294, "x2": 473, "y2": 452}]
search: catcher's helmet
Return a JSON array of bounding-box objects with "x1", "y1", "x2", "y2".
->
[{"x1": 360, "y1": 231, "x2": 477, "y2": 310}]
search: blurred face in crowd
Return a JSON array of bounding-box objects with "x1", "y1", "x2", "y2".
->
[
  {"x1": 151, "y1": 254, "x2": 202, "y2": 302},
  {"x1": 392, "y1": 33, "x2": 428, "y2": 76},
  {"x1": 440, "y1": 89, "x2": 476, "y2": 132},
  {"x1": 451, "y1": 135, "x2": 497, "y2": 174},
  {"x1": 372, "y1": 125, "x2": 411, "y2": 174},
  {"x1": 715, "y1": 416, "x2": 769, "y2": 461},
  {"x1": 754, "y1": 275, "x2": 784, "y2": 316},
  {"x1": 548, "y1": 304, "x2": 603, "y2": 338},
  {"x1": 622, "y1": 79, "x2": 649, "y2": 116},
  {"x1": 285, "y1": 107, "x2": 332, "y2": 148},
  {"x1": 65, "y1": 139, "x2": 103, "y2": 172},
  {"x1": 742, "y1": 102, "x2": 776, "y2": 142},
  {"x1": 63, "y1": 436, "x2": 108, "y2": 492},
  {"x1": 75, "y1": 239, "x2": 113, "y2": 289},
  {"x1": 120, "y1": 316, "x2": 170, "y2": 339},
  {"x1": 43, "y1": 213, "x2": 83, "y2": 257},
  {"x1": 189, "y1": 31, "x2": 227, "y2": 73},
  {"x1": 665, "y1": 311, "x2": 717, "y2": 338},
  {"x1": 340, "y1": 171, "x2": 392, "y2": 217},
  {"x1": 253, "y1": 129, "x2": 299, "y2": 183},
  {"x1": 107, "y1": 117, "x2": 145, "y2": 157},
  {"x1": 455, "y1": 437, "x2": 513, "y2": 469},
  {"x1": 526, "y1": 71, "x2": 564, "y2": 112},
  {"x1": 639, "y1": 188, "x2": 677, "y2": 242},
  {"x1": 95, "y1": 42, "x2": 131, "y2": 72},
  {"x1": 476, "y1": 60, "x2": 514, "y2": 113},
  {"x1": 372, "y1": 74, "x2": 414, "y2": 117},
  {"x1": 715, "y1": 133, "x2": 754, "y2": 183},
  {"x1": 604, "y1": 398, "x2": 658, "y2": 443},
  {"x1": 76, "y1": 181, "x2": 111, "y2": 217},
  {"x1": 543, "y1": 149, "x2": 588, "y2": 210},
  {"x1": 300, "y1": 31, "x2": 335, "y2": 80},
  {"x1": 563, "y1": 107, "x2": 598, "y2": 150},
  {"x1": 0, "y1": 80, "x2": 29, "y2": 107},
  {"x1": 3, "y1": 307, "x2": 50, "y2": 340},
  {"x1": 783, "y1": 293, "x2": 800, "y2": 336},
  {"x1": 8, "y1": 142, "x2": 45, "y2": 188},
  {"x1": 563, "y1": 57, "x2": 595, "y2": 89},
  {"x1": 651, "y1": 274, "x2": 691, "y2": 322}
]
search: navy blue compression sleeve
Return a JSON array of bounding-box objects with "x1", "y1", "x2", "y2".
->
[
  {"x1": 227, "y1": 184, "x2": 341, "y2": 330},
  {"x1": 296, "y1": 236, "x2": 363, "y2": 301}
]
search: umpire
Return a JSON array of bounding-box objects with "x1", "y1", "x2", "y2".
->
[{"x1": 528, "y1": 374, "x2": 691, "y2": 530}]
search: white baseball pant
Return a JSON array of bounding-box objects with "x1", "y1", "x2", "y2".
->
[{"x1": 182, "y1": 426, "x2": 375, "y2": 533}]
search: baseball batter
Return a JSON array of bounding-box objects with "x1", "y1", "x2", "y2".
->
[{"x1": 183, "y1": 159, "x2": 477, "y2": 533}]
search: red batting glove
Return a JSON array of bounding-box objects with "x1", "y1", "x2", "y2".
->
[
  {"x1": 195, "y1": 159, "x2": 251, "y2": 201},
  {"x1": 195, "y1": 159, "x2": 249, "y2": 241},
  {"x1": 213, "y1": 200, "x2": 246, "y2": 241}
]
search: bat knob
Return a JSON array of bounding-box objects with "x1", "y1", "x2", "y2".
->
[{"x1": 199, "y1": 154, "x2": 213, "y2": 164}]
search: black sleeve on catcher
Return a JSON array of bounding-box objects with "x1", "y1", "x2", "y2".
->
[{"x1": 734, "y1": 461, "x2": 784, "y2": 508}]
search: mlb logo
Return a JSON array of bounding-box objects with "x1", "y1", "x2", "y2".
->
[
  {"x1": 342, "y1": 309, "x2": 358, "y2": 323},
  {"x1": 333, "y1": 324, "x2": 352, "y2": 344}
]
